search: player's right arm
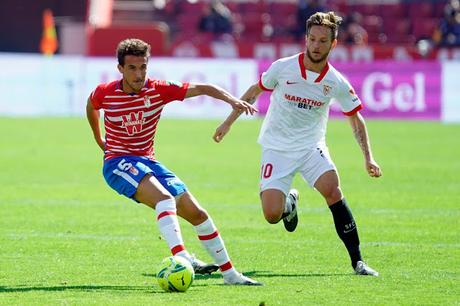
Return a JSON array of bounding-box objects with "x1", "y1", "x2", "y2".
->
[
  {"x1": 213, "y1": 82, "x2": 263, "y2": 143},
  {"x1": 86, "y1": 98, "x2": 105, "y2": 152}
]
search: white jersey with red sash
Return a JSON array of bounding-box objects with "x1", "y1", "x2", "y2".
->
[{"x1": 258, "y1": 52, "x2": 362, "y2": 151}]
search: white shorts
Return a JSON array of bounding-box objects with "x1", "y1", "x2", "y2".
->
[{"x1": 259, "y1": 147, "x2": 337, "y2": 195}]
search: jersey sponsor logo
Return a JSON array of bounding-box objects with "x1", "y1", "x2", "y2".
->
[
  {"x1": 286, "y1": 80, "x2": 298, "y2": 85},
  {"x1": 323, "y1": 85, "x2": 332, "y2": 96},
  {"x1": 166, "y1": 177, "x2": 182, "y2": 186},
  {"x1": 121, "y1": 111, "x2": 146, "y2": 136},
  {"x1": 284, "y1": 94, "x2": 324, "y2": 107},
  {"x1": 349, "y1": 88, "x2": 359, "y2": 102}
]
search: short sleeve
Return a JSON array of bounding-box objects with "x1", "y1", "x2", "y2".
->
[
  {"x1": 259, "y1": 60, "x2": 283, "y2": 91},
  {"x1": 334, "y1": 76, "x2": 363, "y2": 116},
  {"x1": 89, "y1": 84, "x2": 107, "y2": 110},
  {"x1": 154, "y1": 80, "x2": 189, "y2": 104}
]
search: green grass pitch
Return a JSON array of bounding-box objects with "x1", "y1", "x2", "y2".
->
[{"x1": 0, "y1": 118, "x2": 459, "y2": 305}]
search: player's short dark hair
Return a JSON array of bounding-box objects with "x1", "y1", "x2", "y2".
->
[
  {"x1": 116, "y1": 38, "x2": 151, "y2": 66},
  {"x1": 306, "y1": 11, "x2": 342, "y2": 41}
]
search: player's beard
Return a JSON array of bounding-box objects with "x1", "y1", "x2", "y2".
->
[
  {"x1": 306, "y1": 47, "x2": 331, "y2": 64},
  {"x1": 128, "y1": 78, "x2": 145, "y2": 92}
]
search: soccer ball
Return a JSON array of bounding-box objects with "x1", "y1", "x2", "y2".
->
[{"x1": 156, "y1": 256, "x2": 195, "y2": 292}]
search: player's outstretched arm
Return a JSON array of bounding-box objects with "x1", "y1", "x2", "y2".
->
[
  {"x1": 86, "y1": 98, "x2": 105, "y2": 152},
  {"x1": 185, "y1": 83, "x2": 258, "y2": 115},
  {"x1": 348, "y1": 112, "x2": 382, "y2": 178},
  {"x1": 213, "y1": 83, "x2": 263, "y2": 143}
]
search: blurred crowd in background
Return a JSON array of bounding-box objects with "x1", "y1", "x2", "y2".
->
[
  {"x1": 1, "y1": 0, "x2": 459, "y2": 58},
  {"x1": 163, "y1": 0, "x2": 459, "y2": 46}
]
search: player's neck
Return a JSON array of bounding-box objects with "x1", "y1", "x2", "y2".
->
[
  {"x1": 303, "y1": 54, "x2": 328, "y2": 74},
  {"x1": 121, "y1": 79, "x2": 141, "y2": 95}
]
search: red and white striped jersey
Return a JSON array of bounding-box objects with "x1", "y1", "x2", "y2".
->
[{"x1": 89, "y1": 79, "x2": 189, "y2": 160}]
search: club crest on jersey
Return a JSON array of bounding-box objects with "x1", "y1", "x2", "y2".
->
[
  {"x1": 129, "y1": 166, "x2": 139, "y2": 176},
  {"x1": 144, "y1": 96, "x2": 151, "y2": 107},
  {"x1": 121, "y1": 111, "x2": 145, "y2": 136},
  {"x1": 323, "y1": 85, "x2": 332, "y2": 96}
]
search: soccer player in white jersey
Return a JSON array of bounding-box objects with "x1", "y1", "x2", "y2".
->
[
  {"x1": 86, "y1": 38, "x2": 261, "y2": 285},
  {"x1": 213, "y1": 12, "x2": 381, "y2": 276}
]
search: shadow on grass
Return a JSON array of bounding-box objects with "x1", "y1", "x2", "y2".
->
[
  {"x1": 0, "y1": 285, "x2": 162, "y2": 293},
  {"x1": 143, "y1": 272, "x2": 224, "y2": 280},
  {"x1": 249, "y1": 271, "x2": 351, "y2": 278},
  {"x1": 143, "y1": 270, "x2": 350, "y2": 280}
]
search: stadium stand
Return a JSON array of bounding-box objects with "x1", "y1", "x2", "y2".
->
[
  {"x1": 1, "y1": 0, "x2": 458, "y2": 60},
  {"x1": 91, "y1": 0, "x2": 452, "y2": 59}
]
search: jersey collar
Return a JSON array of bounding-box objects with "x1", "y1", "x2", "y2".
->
[
  {"x1": 298, "y1": 52, "x2": 330, "y2": 83},
  {"x1": 117, "y1": 79, "x2": 150, "y2": 94}
]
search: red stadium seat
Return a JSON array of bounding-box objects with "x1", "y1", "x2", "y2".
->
[
  {"x1": 412, "y1": 17, "x2": 439, "y2": 40},
  {"x1": 241, "y1": 12, "x2": 264, "y2": 37},
  {"x1": 363, "y1": 15, "x2": 383, "y2": 33},
  {"x1": 237, "y1": 1, "x2": 269, "y2": 13},
  {"x1": 178, "y1": 1, "x2": 207, "y2": 15},
  {"x1": 177, "y1": 14, "x2": 201, "y2": 31},
  {"x1": 352, "y1": 4, "x2": 380, "y2": 16},
  {"x1": 379, "y1": 3, "x2": 406, "y2": 19},
  {"x1": 269, "y1": 2, "x2": 297, "y2": 15},
  {"x1": 408, "y1": 2, "x2": 434, "y2": 19}
]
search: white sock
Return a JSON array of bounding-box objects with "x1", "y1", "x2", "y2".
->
[
  {"x1": 284, "y1": 194, "x2": 293, "y2": 214},
  {"x1": 194, "y1": 218, "x2": 237, "y2": 277},
  {"x1": 155, "y1": 198, "x2": 190, "y2": 260}
]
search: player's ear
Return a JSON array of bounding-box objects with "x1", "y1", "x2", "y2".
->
[
  {"x1": 331, "y1": 39, "x2": 337, "y2": 49},
  {"x1": 117, "y1": 64, "x2": 124, "y2": 74}
]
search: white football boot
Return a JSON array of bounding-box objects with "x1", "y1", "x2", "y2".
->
[
  {"x1": 282, "y1": 189, "x2": 299, "y2": 232},
  {"x1": 224, "y1": 273, "x2": 263, "y2": 286},
  {"x1": 354, "y1": 261, "x2": 379, "y2": 276}
]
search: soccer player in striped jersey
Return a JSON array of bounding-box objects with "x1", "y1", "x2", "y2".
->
[
  {"x1": 86, "y1": 38, "x2": 261, "y2": 286},
  {"x1": 213, "y1": 12, "x2": 381, "y2": 276}
]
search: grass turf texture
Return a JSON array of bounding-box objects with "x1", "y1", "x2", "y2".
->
[{"x1": 0, "y1": 118, "x2": 459, "y2": 305}]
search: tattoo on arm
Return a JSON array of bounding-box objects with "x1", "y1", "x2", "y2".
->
[{"x1": 352, "y1": 122, "x2": 370, "y2": 157}]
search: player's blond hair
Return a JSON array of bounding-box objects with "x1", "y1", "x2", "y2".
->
[
  {"x1": 116, "y1": 38, "x2": 151, "y2": 66},
  {"x1": 306, "y1": 11, "x2": 342, "y2": 41}
]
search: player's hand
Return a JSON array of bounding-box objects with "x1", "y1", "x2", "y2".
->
[
  {"x1": 231, "y1": 99, "x2": 258, "y2": 115},
  {"x1": 96, "y1": 137, "x2": 106, "y2": 152},
  {"x1": 366, "y1": 159, "x2": 382, "y2": 177},
  {"x1": 213, "y1": 123, "x2": 231, "y2": 143}
]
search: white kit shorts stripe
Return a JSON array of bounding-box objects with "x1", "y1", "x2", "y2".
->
[{"x1": 113, "y1": 169, "x2": 139, "y2": 188}]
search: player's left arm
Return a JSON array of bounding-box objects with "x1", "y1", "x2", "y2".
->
[
  {"x1": 185, "y1": 83, "x2": 258, "y2": 115},
  {"x1": 348, "y1": 112, "x2": 382, "y2": 178},
  {"x1": 86, "y1": 98, "x2": 105, "y2": 152}
]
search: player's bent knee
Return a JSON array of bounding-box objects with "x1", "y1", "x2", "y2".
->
[
  {"x1": 324, "y1": 188, "x2": 342, "y2": 205},
  {"x1": 263, "y1": 210, "x2": 282, "y2": 224},
  {"x1": 193, "y1": 208, "x2": 209, "y2": 223}
]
